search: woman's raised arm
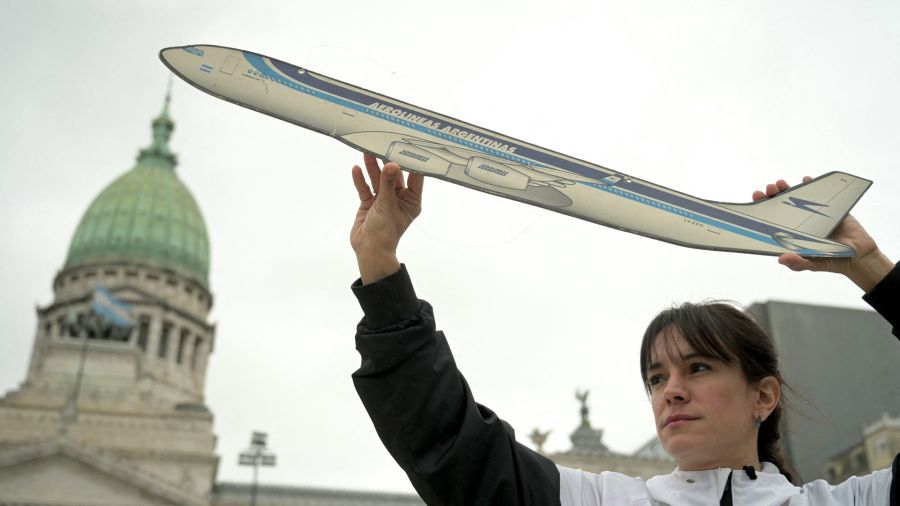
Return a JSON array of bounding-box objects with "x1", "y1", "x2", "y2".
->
[
  {"x1": 349, "y1": 154, "x2": 561, "y2": 505},
  {"x1": 754, "y1": 177, "x2": 899, "y2": 337}
]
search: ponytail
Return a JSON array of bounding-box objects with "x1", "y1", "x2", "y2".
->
[{"x1": 758, "y1": 404, "x2": 797, "y2": 484}]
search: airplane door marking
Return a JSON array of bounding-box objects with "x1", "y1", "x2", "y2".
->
[{"x1": 220, "y1": 56, "x2": 239, "y2": 75}]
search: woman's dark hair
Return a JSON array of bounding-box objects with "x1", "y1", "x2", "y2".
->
[{"x1": 639, "y1": 301, "x2": 797, "y2": 484}]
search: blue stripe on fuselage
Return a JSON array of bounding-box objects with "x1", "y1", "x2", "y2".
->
[
  {"x1": 245, "y1": 53, "x2": 534, "y2": 166},
  {"x1": 581, "y1": 181, "x2": 801, "y2": 251},
  {"x1": 243, "y1": 52, "x2": 832, "y2": 251}
]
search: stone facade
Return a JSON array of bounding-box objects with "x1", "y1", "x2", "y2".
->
[
  {"x1": 862, "y1": 413, "x2": 900, "y2": 472},
  {"x1": 541, "y1": 392, "x2": 675, "y2": 479},
  {"x1": 823, "y1": 413, "x2": 900, "y2": 483},
  {"x1": 0, "y1": 97, "x2": 218, "y2": 506},
  {"x1": 0, "y1": 439, "x2": 207, "y2": 506}
]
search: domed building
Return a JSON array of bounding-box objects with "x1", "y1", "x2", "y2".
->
[
  {"x1": 0, "y1": 92, "x2": 428, "y2": 506},
  {"x1": 0, "y1": 95, "x2": 219, "y2": 506},
  {"x1": 65, "y1": 94, "x2": 210, "y2": 291}
]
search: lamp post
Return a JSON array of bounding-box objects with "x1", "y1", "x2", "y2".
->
[{"x1": 238, "y1": 431, "x2": 276, "y2": 506}]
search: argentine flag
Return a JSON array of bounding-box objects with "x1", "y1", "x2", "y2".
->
[{"x1": 90, "y1": 286, "x2": 134, "y2": 328}]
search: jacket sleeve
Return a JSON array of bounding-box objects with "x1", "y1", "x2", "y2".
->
[
  {"x1": 351, "y1": 265, "x2": 561, "y2": 506},
  {"x1": 862, "y1": 261, "x2": 900, "y2": 340}
]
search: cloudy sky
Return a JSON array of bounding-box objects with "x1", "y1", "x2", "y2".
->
[{"x1": 2, "y1": 0, "x2": 899, "y2": 494}]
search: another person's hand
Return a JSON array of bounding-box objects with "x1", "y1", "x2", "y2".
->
[
  {"x1": 753, "y1": 177, "x2": 892, "y2": 292},
  {"x1": 351, "y1": 153, "x2": 424, "y2": 284}
]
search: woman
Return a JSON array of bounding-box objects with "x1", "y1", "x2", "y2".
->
[{"x1": 349, "y1": 154, "x2": 899, "y2": 505}]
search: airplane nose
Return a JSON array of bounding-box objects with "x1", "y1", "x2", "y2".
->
[
  {"x1": 159, "y1": 46, "x2": 205, "y2": 77},
  {"x1": 160, "y1": 45, "x2": 243, "y2": 93}
]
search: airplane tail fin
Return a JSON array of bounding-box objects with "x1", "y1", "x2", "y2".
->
[{"x1": 718, "y1": 171, "x2": 872, "y2": 238}]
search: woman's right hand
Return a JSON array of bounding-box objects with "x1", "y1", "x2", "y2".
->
[{"x1": 351, "y1": 153, "x2": 424, "y2": 285}]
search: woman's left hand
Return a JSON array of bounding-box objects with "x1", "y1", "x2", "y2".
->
[{"x1": 752, "y1": 177, "x2": 893, "y2": 292}]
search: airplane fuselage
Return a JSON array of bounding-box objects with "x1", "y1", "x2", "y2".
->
[{"x1": 161, "y1": 45, "x2": 864, "y2": 258}]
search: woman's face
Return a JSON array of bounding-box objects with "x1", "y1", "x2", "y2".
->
[{"x1": 647, "y1": 327, "x2": 762, "y2": 470}]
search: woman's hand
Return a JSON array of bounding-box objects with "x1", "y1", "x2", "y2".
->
[
  {"x1": 351, "y1": 153, "x2": 424, "y2": 284},
  {"x1": 753, "y1": 177, "x2": 893, "y2": 292}
]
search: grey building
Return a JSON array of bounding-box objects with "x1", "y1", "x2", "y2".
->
[{"x1": 748, "y1": 300, "x2": 900, "y2": 482}]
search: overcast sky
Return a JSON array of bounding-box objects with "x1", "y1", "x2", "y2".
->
[{"x1": 2, "y1": 0, "x2": 899, "y2": 494}]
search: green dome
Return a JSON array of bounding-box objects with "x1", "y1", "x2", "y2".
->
[{"x1": 64, "y1": 95, "x2": 210, "y2": 287}]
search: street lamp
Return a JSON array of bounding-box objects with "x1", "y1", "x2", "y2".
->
[{"x1": 238, "y1": 431, "x2": 276, "y2": 506}]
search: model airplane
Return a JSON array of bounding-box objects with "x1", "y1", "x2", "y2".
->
[{"x1": 160, "y1": 44, "x2": 871, "y2": 257}]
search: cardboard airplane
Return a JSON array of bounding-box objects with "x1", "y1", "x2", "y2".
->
[{"x1": 160, "y1": 44, "x2": 871, "y2": 257}]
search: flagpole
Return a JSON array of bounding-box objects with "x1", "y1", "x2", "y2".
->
[
  {"x1": 58, "y1": 286, "x2": 133, "y2": 436},
  {"x1": 59, "y1": 314, "x2": 95, "y2": 434}
]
